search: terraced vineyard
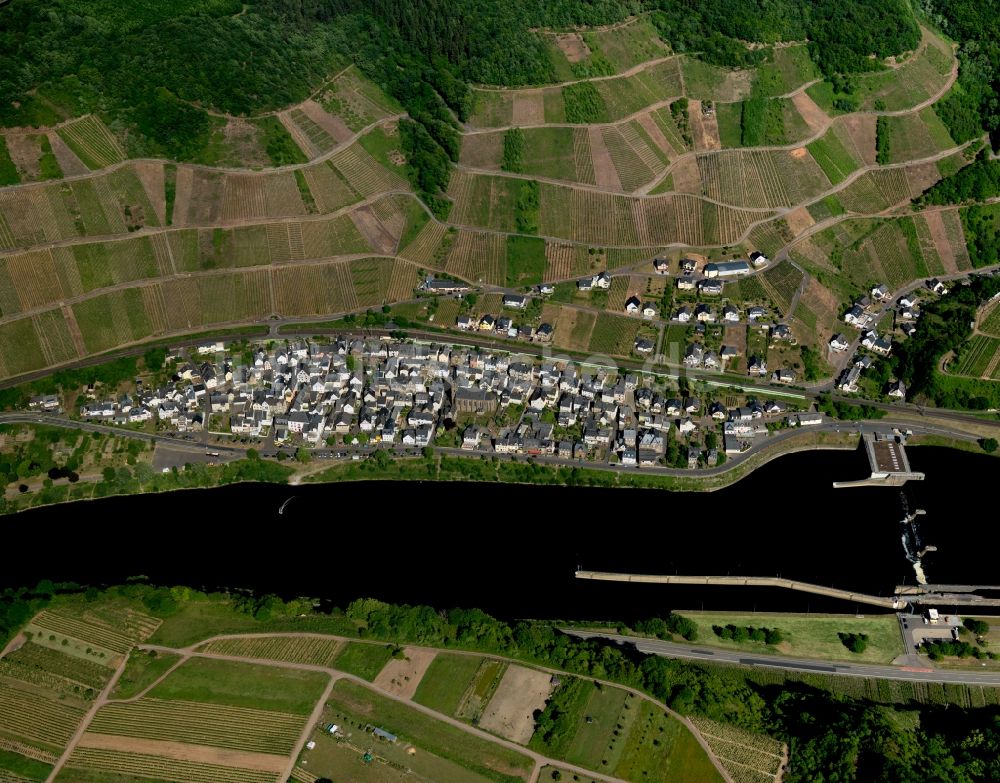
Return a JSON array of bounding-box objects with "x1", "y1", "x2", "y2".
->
[
  {"x1": 64, "y1": 747, "x2": 279, "y2": 783},
  {"x1": 200, "y1": 636, "x2": 342, "y2": 667},
  {"x1": 0, "y1": 11, "x2": 977, "y2": 391},
  {"x1": 88, "y1": 698, "x2": 305, "y2": 754},
  {"x1": 690, "y1": 717, "x2": 785, "y2": 783}
]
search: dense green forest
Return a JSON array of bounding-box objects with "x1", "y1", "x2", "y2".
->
[
  {"x1": 891, "y1": 274, "x2": 1000, "y2": 407},
  {"x1": 924, "y1": 0, "x2": 1000, "y2": 147},
  {"x1": 918, "y1": 151, "x2": 1000, "y2": 204}
]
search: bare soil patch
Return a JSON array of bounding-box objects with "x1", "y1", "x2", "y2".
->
[
  {"x1": 688, "y1": 101, "x2": 720, "y2": 152},
  {"x1": 300, "y1": 100, "x2": 353, "y2": 144},
  {"x1": 840, "y1": 115, "x2": 877, "y2": 166},
  {"x1": 477, "y1": 665, "x2": 554, "y2": 745},
  {"x1": 1, "y1": 632, "x2": 26, "y2": 658},
  {"x1": 512, "y1": 93, "x2": 545, "y2": 126},
  {"x1": 554, "y1": 33, "x2": 591, "y2": 63},
  {"x1": 223, "y1": 119, "x2": 270, "y2": 168},
  {"x1": 350, "y1": 205, "x2": 398, "y2": 254},
  {"x1": 799, "y1": 277, "x2": 842, "y2": 343},
  {"x1": 47, "y1": 132, "x2": 89, "y2": 176},
  {"x1": 723, "y1": 325, "x2": 747, "y2": 358},
  {"x1": 372, "y1": 647, "x2": 436, "y2": 700},
  {"x1": 905, "y1": 161, "x2": 943, "y2": 197},
  {"x1": 77, "y1": 733, "x2": 288, "y2": 773},
  {"x1": 4, "y1": 133, "x2": 42, "y2": 180},
  {"x1": 588, "y1": 126, "x2": 623, "y2": 191},
  {"x1": 785, "y1": 206, "x2": 815, "y2": 237},
  {"x1": 636, "y1": 112, "x2": 674, "y2": 158},
  {"x1": 669, "y1": 156, "x2": 702, "y2": 194},
  {"x1": 133, "y1": 161, "x2": 167, "y2": 225},
  {"x1": 923, "y1": 209, "x2": 958, "y2": 274},
  {"x1": 790, "y1": 91, "x2": 829, "y2": 135},
  {"x1": 171, "y1": 166, "x2": 194, "y2": 227}
]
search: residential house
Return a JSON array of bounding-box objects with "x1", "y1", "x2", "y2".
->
[
  {"x1": 675, "y1": 306, "x2": 692, "y2": 323},
  {"x1": 829, "y1": 333, "x2": 850, "y2": 352},
  {"x1": 887, "y1": 380, "x2": 906, "y2": 399},
  {"x1": 676, "y1": 277, "x2": 696, "y2": 291},
  {"x1": 872, "y1": 283, "x2": 891, "y2": 301},
  {"x1": 695, "y1": 304, "x2": 715, "y2": 322},
  {"x1": 503, "y1": 294, "x2": 527, "y2": 309},
  {"x1": 641, "y1": 303, "x2": 658, "y2": 318},
  {"x1": 538, "y1": 283, "x2": 555, "y2": 295},
  {"x1": 747, "y1": 306, "x2": 767, "y2": 321},
  {"x1": 653, "y1": 257, "x2": 670, "y2": 274},
  {"x1": 722, "y1": 304, "x2": 739, "y2": 322},
  {"x1": 928, "y1": 278, "x2": 949, "y2": 295},
  {"x1": 771, "y1": 323, "x2": 792, "y2": 341},
  {"x1": 748, "y1": 355, "x2": 767, "y2": 376},
  {"x1": 634, "y1": 338, "x2": 655, "y2": 354},
  {"x1": 625, "y1": 295, "x2": 642, "y2": 314},
  {"x1": 456, "y1": 314, "x2": 474, "y2": 330},
  {"x1": 749, "y1": 251, "x2": 768, "y2": 267},
  {"x1": 680, "y1": 258, "x2": 698, "y2": 273},
  {"x1": 771, "y1": 368, "x2": 795, "y2": 384},
  {"x1": 838, "y1": 366, "x2": 861, "y2": 392},
  {"x1": 698, "y1": 279, "x2": 724, "y2": 295},
  {"x1": 684, "y1": 343, "x2": 704, "y2": 367},
  {"x1": 844, "y1": 305, "x2": 866, "y2": 327}
]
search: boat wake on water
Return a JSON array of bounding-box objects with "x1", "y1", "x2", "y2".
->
[{"x1": 899, "y1": 491, "x2": 933, "y2": 585}]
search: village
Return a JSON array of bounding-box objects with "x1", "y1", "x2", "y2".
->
[{"x1": 55, "y1": 335, "x2": 825, "y2": 471}]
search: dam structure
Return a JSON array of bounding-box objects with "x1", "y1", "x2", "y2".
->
[{"x1": 833, "y1": 431, "x2": 925, "y2": 488}]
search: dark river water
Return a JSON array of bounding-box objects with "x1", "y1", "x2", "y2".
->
[{"x1": 4, "y1": 445, "x2": 997, "y2": 620}]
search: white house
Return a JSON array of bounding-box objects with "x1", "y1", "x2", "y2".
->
[
  {"x1": 829, "y1": 333, "x2": 850, "y2": 352},
  {"x1": 653, "y1": 258, "x2": 670, "y2": 274},
  {"x1": 625, "y1": 296, "x2": 641, "y2": 314}
]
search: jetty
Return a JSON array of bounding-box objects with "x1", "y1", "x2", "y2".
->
[
  {"x1": 574, "y1": 571, "x2": 903, "y2": 609},
  {"x1": 574, "y1": 571, "x2": 1000, "y2": 609},
  {"x1": 832, "y1": 431, "x2": 924, "y2": 488}
]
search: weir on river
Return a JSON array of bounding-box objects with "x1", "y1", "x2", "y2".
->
[{"x1": 833, "y1": 432, "x2": 925, "y2": 488}]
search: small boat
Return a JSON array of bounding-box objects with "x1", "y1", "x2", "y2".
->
[{"x1": 278, "y1": 497, "x2": 295, "y2": 515}]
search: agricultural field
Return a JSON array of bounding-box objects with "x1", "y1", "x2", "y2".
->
[
  {"x1": 330, "y1": 642, "x2": 395, "y2": 681},
  {"x1": 950, "y1": 335, "x2": 1000, "y2": 379},
  {"x1": 317, "y1": 67, "x2": 402, "y2": 133},
  {"x1": 752, "y1": 45, "x2": 820, "y2": 97},
  {"x1": 838, "y1": 168, "x2": 911, "y2": 213},
  {"x1": 879, "y1": 108, "x2": 956, "y2": 164},
  {"x1": 56, "y1": 115, "x2": 127, "y2": 170},
  {"x1": 412, "y1": 653, "x2": 483, "y2": 716},
  {"x1": 444, "y1": 230, "x2": 507, "y2": 286},
  {"x1": 681, "y1": 58, "x2": 753, "y2": 103},
  {"x1": 447, "y1": 172, "x2": 520, "y2": 233},
  {"x1": 980, "y1": 301, "x2": 1000, "y2": 337},
  {"x1": 807, "y1": 27, "x2": 955, "y2": 114},
  {"x1": 62, "y1": 746, "x2": 280, "y2": 783},
  {"x1": 478, "y1": 665, "x2": 554, "y2": 744},
  {"x1": 578, "y1": 17, "x2": 667, "y2": 74},
  {"x1": 696, "y1": 149, "x2": 829, "y2": 209},
  {"x1": 588, "y1": 313, "x2": 641, "y2": 355},
  {"x1": 200, "y1": 636, "x2": 343, "y2": 668},
  {"x1": 325, "y1": 679, "x2": 534, "y2": 781},
  {"x1": 806, "y1": 125, "x2": 863, "y2": 185},
  {"x1": 757, "y1": 261, "x2": 804, "y2": 314},
  {"x1": 689, "y1": 717, "x2": 785, "y2": 783},
  {"x1": 149, "y1": 657, "x2": 328, "y2": 715}
]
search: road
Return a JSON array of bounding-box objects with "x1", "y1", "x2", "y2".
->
[{"x1": 563, "y1": 630, "x2": 1000, "y2": 685}]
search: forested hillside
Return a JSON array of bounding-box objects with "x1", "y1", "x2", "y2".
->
[{"x1": 1, "y1": 0, "x2": 923, "y2": 205}]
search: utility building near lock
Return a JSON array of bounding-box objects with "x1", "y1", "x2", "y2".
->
[{"x1": 703, "y1": 261, "x2": 751, "y2": 278}]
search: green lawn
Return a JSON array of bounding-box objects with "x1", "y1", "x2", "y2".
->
[
  {"x1": 677, "y1": 612, "x2": 904, "y2": 663},
  {"x1": 506, "y1": 235, "x2": 547, "y2": 287},
  {"x1": 149, "y1": 657, "x2": 328, "y2": 714},
  {"x1": 0, "y1": 749, "x2": 52, "y2": 782},
  {"x1": 715, "y1": 102, "x2": 743, "y2": 148},
  {"x1": 327, "y1": 680, "x2": 534, "y2": 782},
  {"x1": 148, "y1": 600, "x2": 263, "y2": 647},
  {"x1": 807, "y1": 127, "x2": 860, "y2": 185},
  {"x1": 331, "y1": 642, "x2": 394, "y2": 681},
  {"x1": 112, "y1": 649, "x2": 183, "y2": 700},
  {"x1": 614, "y1": 701, "x2": 723, "y2": 783},
  {"x1": 564, "y1": 682, "x2": 629, "y2": 769},
  {"x1": 521, "y1": 127, "x2": 577, "y2": 182},
  {"x1": 413, "y1": 653, "x2": 482, "y2": 715}
]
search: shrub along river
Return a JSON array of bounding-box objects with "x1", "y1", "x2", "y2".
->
[{"x1": 6, "y1": 445, "x2": 997, "y2": 620}]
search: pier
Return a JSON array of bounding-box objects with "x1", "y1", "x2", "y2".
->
[
  {"x1": 832, "y1": 431, "x2": 925, "y2": 488},
  {"x1": 574, "y1": 571, "x2": 1000, "y2": 609},
  {"x1": 574, "y1": 571, "x2": 903, "y2": 609}
]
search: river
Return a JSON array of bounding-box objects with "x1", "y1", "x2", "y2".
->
[{"x1": 5, "y1": 445, "x2": 996, "y2": 620}]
